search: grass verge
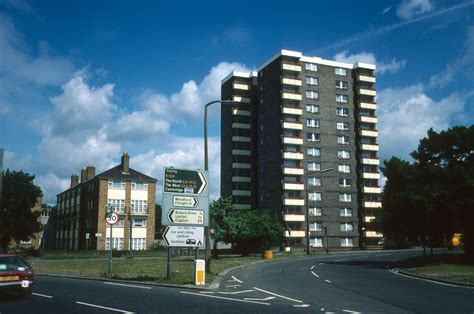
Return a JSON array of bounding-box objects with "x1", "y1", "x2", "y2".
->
[
  {"x1": 398, "y1": 253, "x2": 474, "y2": 284},
  {"x1": 30, "y1": 255, "x2": 263, "y2": 285}
]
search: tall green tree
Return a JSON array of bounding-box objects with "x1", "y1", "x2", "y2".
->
[
  {"x1": 209, "y1": 197, "x2": 233, "y2": 257},
  {"x1": 0, "y1": 170, "x2": 42, "y2": 252}
]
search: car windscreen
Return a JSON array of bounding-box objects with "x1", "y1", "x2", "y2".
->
[{"x1": 0, "y1": 256, "x2": 31, "y2": 271}]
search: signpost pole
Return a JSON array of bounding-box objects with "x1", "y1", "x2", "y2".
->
[
  {"x1": 167, "y1": 247, "x2": 172, "y2": 279},
  {"x1": 108, "y1": 221, "x2": 113, "y2": 276}
]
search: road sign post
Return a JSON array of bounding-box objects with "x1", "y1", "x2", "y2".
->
[
  {"x1": 162, "y1": 167, "x2": 209, "y2": 279},
  {"x1": 106, "y1": 211, "x2": 119, "y2": 276}
]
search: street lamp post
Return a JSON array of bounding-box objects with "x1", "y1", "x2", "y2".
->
[{"x1": 204, "y1": 99, "x2": 237, "y2": 273}]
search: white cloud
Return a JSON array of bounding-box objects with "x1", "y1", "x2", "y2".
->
[
  {"x1": 34, "y1": 173, "x2": 70, "y2": 205},
  {"x1": 3, "y1": 150, "x2": 33, "y2": 171},
  {"x1": 381, "y1": 6, "x2": 392, "y2": 15},
  {"x1": 377, "y1": 84, "x2": 465, "y2": 160},
  {"x1": 333, "y1": 51, "x2": 406, "y2": 74},
  {"x1": 49, "y1": 70, "x2": 115, "y2": 136},
  {"x1": 141, "y1": 62, "x2": 252, "y2": 123},
  {"x1": 130, "y1": 136, "x2": 221, "y2": 202},
  {"x1": 105, "y1": 111, "x2": 170, "y2": 142},
  {"x1": 429, "y1": 26, "x2": 474, "y2": 88},
  {"x1": 396, "y1": 0, "x2": 434, "y2": 20},
  {"x1": 0, "y1": 14, "x2": 74, "y2": 86}
]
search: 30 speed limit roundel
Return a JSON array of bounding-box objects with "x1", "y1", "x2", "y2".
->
[{"x1": 106, "y1": 211, "x2": 119, "y2": 225}]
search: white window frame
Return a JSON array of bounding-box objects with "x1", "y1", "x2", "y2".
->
[
  {"x1": 308, "y1": 162, "x2": 321, "y2": 171},
  {"x1": 132, "y1": 218, "x2": 147, "y2": 227},
  {"x1": 108, "y1": 180, "x2": 125, "y2": 189},
  {"x1": 307, "y1": 147, "x2": 321, "y2": 157},
  {"x1": 306, "y1": 104, "x2": 319, "y2": 113},
  {"x1": 341, "y1": 237, "x2": 354, "y2": 247},
  {"x1": 335, "y1": 67, "x2": 347, "y2": 76},
  {"x1": 308, "y1": 176, "x2": 321, "y2": 186},
  {"x1": 338, "y1": 150, "x2": 350, "y2": 159},
  {"x1": 337, "y1": 136, "x2": 350, "y2": 145},
  {"x1": 336, "y1": 94, "x2": 349, "y2": 103},
  {"x1": 338, "y1": 164, "x2": 351, "y2": 173},
  {"x1": 339, "y1": 193, "x2": 352, "y2": 202},
  {"x1": 131, "y1": 200, "x2": 148, "y2": 214},
  {"x1": 340, "y1": 223, "x2": 354, "y2": 232},
  {"x1": 105, "y1": 238, "x2": 124, "y2": 250},
  {"x1": 305, "y1": 63, "x2": 318, "y2": 71},
  {"x1": 305, "y1": 76, "x2": 319, "y2": 85},
  {"x1": 131, "y1": 238, "x2": 147, "y2": 250},
  {"x1": 307, "y1": 133, "x2": 320, "y2": 142},
  {"x1": 310, "y1": 237, "x2": 323, "y2": 247},
  {"x1": 107, "y1": 199, "x2": 125, "y2": 213},
  {"x1": 310, "y1": 222, "x2": 323, "y2": 231},
  {"x1": 336, "y1": 80, "x2": 348, "y2": 89},
  {"x1": 131, "y1": 182, "x2": 148, "y2": 190},
  {"x1": 340, "y1": 208, "x2": 353, "y2": 217},
  {"x1": 305, "y1": 90, "x2": 319, "y2": 99},
  {"x1": 306, "y1": 118, "x2": 320, "y2": 128},
  {"x1": 339, "y1": 178, "x2": 352, "y2": 187},
  {"x1": 309, "y1": 207, "x2": 322, "y2": 216},
  {"x1": 337, "y1": 122, "x2": 349, "y2": 131},
  {"x1": 309, "y1": 192, "x2": 322, "y2": 201},
  {"x1": 336, "y1": 108, "x2": 349, "y2": 116}
]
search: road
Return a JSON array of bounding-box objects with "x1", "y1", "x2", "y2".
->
[{"x1": 0, "y1": 249, "x2": 473, "y2": 313}]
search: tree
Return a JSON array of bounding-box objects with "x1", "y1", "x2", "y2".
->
[
  {"x1": 380, "y1": 126, "x2": 474, "y2": 259},
  {"x1": 0, "y1": 170, "x2": 42, "y2": 252},
  {"x1": 155, "y1": 203, "x2": 163, "y2": 233},
  {"x1": 209, "y1": 197, "x2": 283, "y2": 256}
]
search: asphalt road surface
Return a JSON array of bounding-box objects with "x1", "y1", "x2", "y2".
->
[{"x1": 0, "y1": 249, "x2": 473, "y2": 313}]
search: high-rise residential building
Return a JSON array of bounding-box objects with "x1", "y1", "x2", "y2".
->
[
  {"x1": 51, "y1": 153, "x2": 156, "y2": 251},
  {"x1": 221, "y1": 50, "x2": 382, "y2": 249}
]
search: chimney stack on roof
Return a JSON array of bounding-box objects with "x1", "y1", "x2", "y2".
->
[
  {"x1": 70, "y1": 173, "x2": 79, "y2": 188},
  {"x1": 121, "y1": 152, "x2": 130, "y2": 174},
  {"x1": 86, "y1": 164, "x2": 96, "y2": 180},
  {"x1": 80, "y1": 167, "x2": 87, "y2": 183}
]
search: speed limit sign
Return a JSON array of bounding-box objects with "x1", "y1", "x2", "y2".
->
[{"x1": 106, "y1": 211, "x2": 119, "y2": 225}]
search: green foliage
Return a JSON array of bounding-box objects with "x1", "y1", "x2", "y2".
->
[
  {"x1": 210, "y1": 197, "x2": 283, "y2": 255},
  {"x1": 380, "y1": 126, "x2": 474, "y2": 258},
  {"x1": 0, "y1": 170, "x2": 42, "y2": 252}
]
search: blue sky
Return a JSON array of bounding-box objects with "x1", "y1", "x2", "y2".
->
[{"x1": 1, "y1": 0, "x2": 473, "y2": 204}]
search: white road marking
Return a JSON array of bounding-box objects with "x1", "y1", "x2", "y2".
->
[
  {"x1": 180, "y1": 291, "x2": 271, "y2": 306},
  {"x1": 389, "y1": 269, "x2": 474, "y2": 289},
  {"x1": 32, "y1": 292, "x2": 53, "y2": 299},
  {"x1": 244, "y1": 296, "x2": 276, "y2": 301},
  {"x1": 75, "y1": 301, "x2": 134, "y2": 313},
  {"x1": 293, "y1": 304, "x2": 310, "y2": 308},
  {"x1": 225, "y1": 284, "x2": 241, "y2": 288},
  {"x1": 231, "y1": 275, "x2": 243, "y2": 283},
  {"x1": 218, "y1": 289, "x2": 254, "y2": 295},
  {"x1": 318, "y1": 263, "x2": 324, "y2": 265},
  {"x1": 334, "y1": 258, "x2": 348, "y2": 262},
  {"x1": 199, "y1": 291, "x2": 216, "y2": 294},
  {"x1": 310, "y1": 265, "x2": 316, "y2": 270},
  {"x1": 253, "y1": 287, "x2": 303, "y2": 303},
  {"x1": 311, "y1": 271, "x2": 320, "y2": 278},
  {"x1": 103, "y1": 282, "x2": 151, "y2": 289},
  {"x1": 325, "y1": 279, "x2": 332, "y2": 283},
  {"x1": 342, "y1": 310, "x2": 361, "y2": 313}
]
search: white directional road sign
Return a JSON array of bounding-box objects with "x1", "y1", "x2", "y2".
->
[
  {"x1": 162, "y1": 167, "x2": 209, "y2": 227},
  {"x1": 168, "y1": 209, "x2": 204, "y2": 225},
  {"x1": 162, "y1": 226, "x2": 204, "y2": 247},
  {"x1": 173, "y1": 196, "x2": 199, "y2": 207}
]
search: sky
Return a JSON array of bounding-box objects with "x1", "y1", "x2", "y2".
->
[{"x1": 0, "y1": 0, "x2": 473, "y2": 204}]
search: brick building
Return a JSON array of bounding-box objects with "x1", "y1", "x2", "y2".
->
[{"x1": 52, "y1": 153, "x2": 156, "y2": 250}]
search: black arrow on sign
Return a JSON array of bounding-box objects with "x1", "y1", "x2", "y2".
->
[
  {"x1": 168, "y1": 210, "x2": 175, "y2": 223},
  {"x1": 162, "y1": 226, "x2": 170, "y2": 246}
]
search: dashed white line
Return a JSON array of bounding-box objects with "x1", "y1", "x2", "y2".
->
[
  {"x1": 318, "y1": 263, "x2": 324, "y2": 265},
  {"x1": 253, "y1": 287, "x2": 303, "y2": 303},
  {"x1": 225, "y1": 284, "x2": 241, "y2": 288},
  {"x1": 311, "y1": 271, "x2": 320, "y2": 278},
  {"x1": 218, "y1": 289, "x2": 254, "y2": 295},
  {"x1": 75, "y1": 301, "x2": 134, "y2": 313},
  {"x1": 293, "y1": 304, "x2": 310, "y2": 308},
  {"x1": 231, "y1": 275, "x2": 243, "y2": 283},
  {"x1": 32, "y1": 292, "x2": 53, "y2": 299},
  {"x1": 310, "y1": 265, "x2": 316, "y2": 270},
  {"x1": 199, "y1": 291, "x2": 216, "y2": 294},
  {"x1": 180, "y1": 291, "x2": 271, "y2": 306},
  {"x1": 244, "y1": 296, "x2": 276, "y2": 301},
  {"x1": 103, "y1": 282, "x2": 151, "y2": 289},
  {"x1": 342, "y1": 310, "x2": 361, "y2": 313},
  {"x1": 325, "y1": 279, "x2": 332, "y2": 283},
  {"x1": 334, "y1": 258, "x2": 348, "y2": 262}
]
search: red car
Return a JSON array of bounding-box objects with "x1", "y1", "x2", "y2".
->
[{"x1": 0, "y1": 254, "x2": 34, "y2": 296}]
